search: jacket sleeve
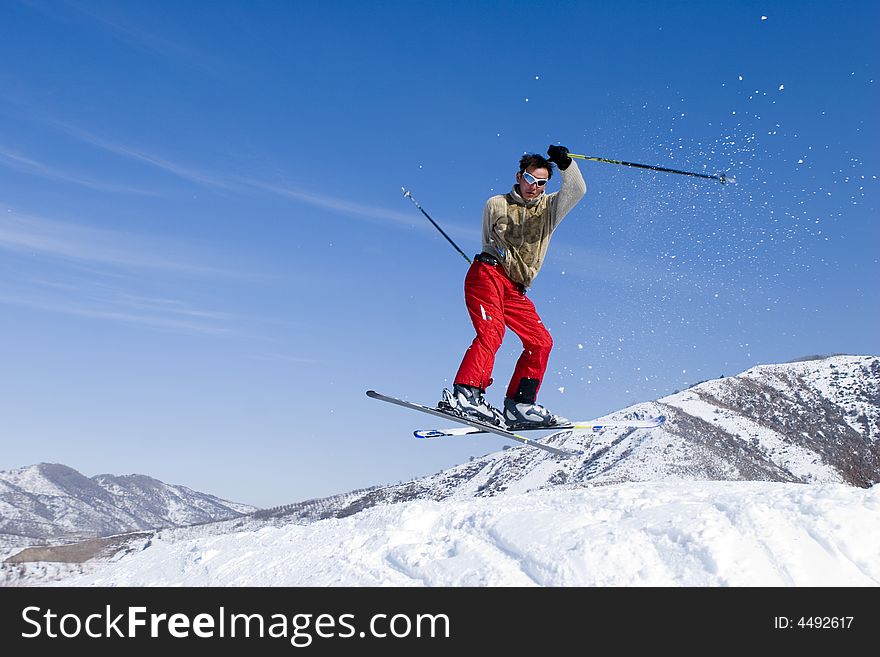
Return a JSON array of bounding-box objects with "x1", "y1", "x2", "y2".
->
[
  {"x1": 481, "y1": 196, "x2": 504, "y2": 259},
  {"x1": 549, "y1": 160, "x2": 586, "y2": 230}
]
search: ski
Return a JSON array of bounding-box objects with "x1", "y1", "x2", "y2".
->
[
  {"x1": 414, "y1": 415, "x2": 666, "y2": 439},
  {"x1": 366, "y1": 390, "x2": 582, "y2": 458}
]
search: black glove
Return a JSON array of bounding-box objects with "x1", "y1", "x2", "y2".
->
[{"x1": 547, "y1": 144, "x2": 572, "y2": 170}]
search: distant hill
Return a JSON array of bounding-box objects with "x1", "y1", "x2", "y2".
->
[{"x1": 0, "y1": 463, "x2": 256, "y2": 556}]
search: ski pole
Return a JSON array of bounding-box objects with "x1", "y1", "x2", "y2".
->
[
  {"x1": 568, "y1": 153, "x2": 734, "y2": 184},
  {"x1": 401, "y1": 188, "x2": 472, "y2": 264}
]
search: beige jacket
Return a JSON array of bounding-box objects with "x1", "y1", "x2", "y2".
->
[{"x1": 482, "y1": 161, "x2": 586, "y2": 288}]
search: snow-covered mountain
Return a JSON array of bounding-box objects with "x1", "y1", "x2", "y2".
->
[
  {"x1": 0, "y1": 463, "x2": 256, "y2": 557},
  {"x1": 258, "y1": 354, "x2": 879, "y2": 518},
  {"x1": 4, "y1": 354, "x2": 878, "y2": 587}
]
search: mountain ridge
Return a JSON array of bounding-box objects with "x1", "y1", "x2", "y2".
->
[
  {"x1": 0, "y1": 462, "x2": 256, "y2": 557},
  {"x1": 259, "y1": 354, "x2": 880, "y2": 517}
]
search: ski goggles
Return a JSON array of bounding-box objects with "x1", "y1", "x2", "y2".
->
[{"x1": 520, "y1": 171, "x2": 549, "y2": 187}]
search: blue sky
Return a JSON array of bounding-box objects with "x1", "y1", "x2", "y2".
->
[{"x1": 1, "y1": 1, "x2": 877, "y2": 507}]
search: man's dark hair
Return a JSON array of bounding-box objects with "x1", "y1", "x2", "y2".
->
[{"x1": 519, "y1": 153, "x2": 554, "y2": 177}]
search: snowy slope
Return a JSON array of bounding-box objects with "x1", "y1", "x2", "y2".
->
[{"x1": 42, "y1": 481, "x2": 880, "y2": 586}]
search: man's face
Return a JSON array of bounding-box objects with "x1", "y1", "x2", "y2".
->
[{"x1": 516, "y1": 166, "x2": 550, "y2": 201}]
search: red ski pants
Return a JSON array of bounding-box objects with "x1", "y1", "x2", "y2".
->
[{"x1": 454, "y1": 260, "x2": 553, "y2": 401}]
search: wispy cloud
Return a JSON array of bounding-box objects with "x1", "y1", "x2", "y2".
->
[
  {"x1": 28, "y1": 277, "x2": 232, "y2": 321},
  {"x1": 0, "y1": 288, "x2": 233, "y2": 336},
  {"x1": 0, "y1": 207, "x2": 248, "y2": 278},
  {"x1": 0, "y1": 206, "x2": 286, "y2": 336},
  {"x1": 0, "y1": 211, "x2": 234, "y2": 335},
  {"x1": 50, "y1": 120, "x2": 438, "y2": 232},
  {"x1": 250, "y1": 351, "x2": 327, "y2": 365},
  {"x1": 237, "y1": 177, "x2": 425, "y2": 229},
  {"x1": 0, "y1": 145, "x2": 155, "y2": 195},
  {"x1": 48, "y1": 122, "x2": 236, "y2": 190}
]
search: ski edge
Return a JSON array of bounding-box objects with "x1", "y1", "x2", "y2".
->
[{"x1": 366, "y1": 390, "x2": 583, "y2": 458}]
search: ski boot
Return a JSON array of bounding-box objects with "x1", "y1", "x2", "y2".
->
[
  {"x1": 439, "y1": 384, "x2": 505, "y2": 427},
  {"x1": 503, "y1": 398, "x2": 568, "y2": 429},
  {"x1": 503, "y1": 377, "x2": 568, "y2": 428}
]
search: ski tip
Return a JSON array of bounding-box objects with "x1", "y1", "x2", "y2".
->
[{"x1": 414, "y1": 430, "x2": 444, "y2": 439}]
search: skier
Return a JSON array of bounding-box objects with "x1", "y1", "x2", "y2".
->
[{"x1": 440, "y1": 145, "x2": 586, "y2": 428}]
